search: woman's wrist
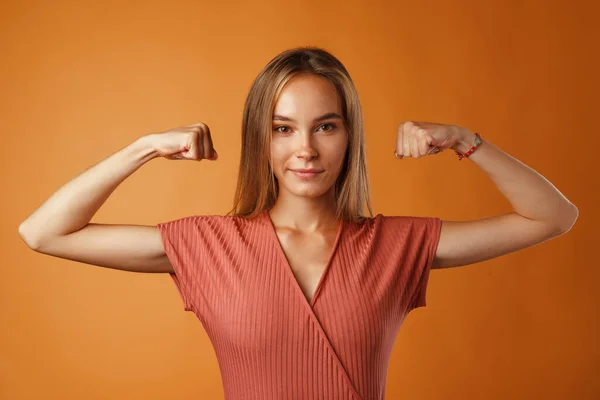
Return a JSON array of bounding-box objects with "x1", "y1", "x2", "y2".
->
[
  {"x1": 132, "y1": 134, "x2": 162, "y2": 163},
  {"x1": 451, "y1": 129, "x2": 477, "y2": 154}
]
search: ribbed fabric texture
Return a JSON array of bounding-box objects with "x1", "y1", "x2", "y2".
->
[{"x1": 157, "y1": 210, "x2": 442, "y2": 400}]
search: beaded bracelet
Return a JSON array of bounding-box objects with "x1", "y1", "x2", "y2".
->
[{"x1": 454, "y1": 132, "x2": 482, "y2": 161}]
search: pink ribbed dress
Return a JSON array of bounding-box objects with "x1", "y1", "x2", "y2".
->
[{"x1": 157, "y1": 210, "x2": 441, "y2": 400}]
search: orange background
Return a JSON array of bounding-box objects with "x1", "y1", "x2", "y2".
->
[{"x1": 2, "y1": 0, "x2": 597, "y2": 398}]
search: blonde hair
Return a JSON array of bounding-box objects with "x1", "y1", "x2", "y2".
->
[{"x1": 226, "y1": 46, "x2": 374, "y2": 223}]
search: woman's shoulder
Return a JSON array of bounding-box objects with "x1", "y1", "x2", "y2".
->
[
  {"x1": 157, "y1": 213, "x2": 265, "y2": 240},
  {"x1": 173, "y1": 212, "x2": 269, "y2": 228},
  {"x1": 354, "y1": 213, "x2": 439, "y2": 229}
]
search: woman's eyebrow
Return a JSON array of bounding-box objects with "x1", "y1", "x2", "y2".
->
[{"x1": 272, "y1": 112, "x2": 343, "y2": 122}]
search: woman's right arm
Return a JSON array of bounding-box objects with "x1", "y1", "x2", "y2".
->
[{"x1": 17, "y1": 123, "x2": 217, "y2": 273}]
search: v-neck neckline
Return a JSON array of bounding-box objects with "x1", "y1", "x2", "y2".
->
[{"x1": 263, "y1": 210, "x2": 344, "y2": 309}]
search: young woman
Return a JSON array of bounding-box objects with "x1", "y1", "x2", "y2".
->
[{"x1": 18, "y1": 47, "x2": 578, "y2": 399}]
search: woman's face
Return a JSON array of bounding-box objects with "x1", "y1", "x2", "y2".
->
[{"x1": 270, "y1": 73, "x2": 348, "y2": 200}]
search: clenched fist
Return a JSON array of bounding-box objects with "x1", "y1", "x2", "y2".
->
[
  {"x1": 151, "y1": 122, "x2": 218, "y2": 161},
  {"x1": 394, "y1": 121, "x2": 474, "y2": 159}
]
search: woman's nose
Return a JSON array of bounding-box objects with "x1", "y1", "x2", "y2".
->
[
  {"x1": 294, "y1": 132, "x2": 318, "y2": 159},
  {"x1": 295, "y1": 147, "x2": 318, "y2": 160}
]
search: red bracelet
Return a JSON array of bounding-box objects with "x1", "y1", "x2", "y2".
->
[{"x1": 454, "y1": 132, "x2": 482, "y2": 160}]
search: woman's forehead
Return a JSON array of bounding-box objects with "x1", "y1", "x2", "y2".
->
[{"x1": 273, "y1": 75, "x2": 342, "y2": 120}]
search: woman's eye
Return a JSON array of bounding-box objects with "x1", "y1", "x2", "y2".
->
[{"x1": 273, "y1": 123, "x2": 336, "y2": 134}]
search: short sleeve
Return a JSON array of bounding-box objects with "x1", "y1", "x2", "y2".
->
[
  {"x1": 408, "y1": 217, "x2": 442, "y2": 311},
  {"x1": 157, "y1": 215, "x2": 205, "y2": 313}
]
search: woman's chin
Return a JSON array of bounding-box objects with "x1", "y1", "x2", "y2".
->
[{"x1": 285, "y1": 185, "x2": 333, "y2": 199}]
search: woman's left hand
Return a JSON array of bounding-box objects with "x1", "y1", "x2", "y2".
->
[{"x1": 394, "y1": 121, "x2": 474, "y2": 159}]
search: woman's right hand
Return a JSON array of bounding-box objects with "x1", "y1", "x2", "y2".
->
[{"x1": 151, "y1": 122, "x2": 218, "y2": 161}]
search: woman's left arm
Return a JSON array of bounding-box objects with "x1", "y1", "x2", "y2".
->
[{"x1": 396, "y1": 121, "x2": 579, "y2": 269}]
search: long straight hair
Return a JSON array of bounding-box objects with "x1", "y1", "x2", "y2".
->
[{"x1": 226, "y1": 46, "x2": 374, "y2": 223}]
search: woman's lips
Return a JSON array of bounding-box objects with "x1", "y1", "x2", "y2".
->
[{"x1": 290, "y1": 170, "x2": 323, "y2": 179}]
